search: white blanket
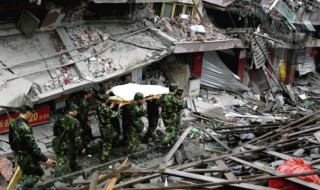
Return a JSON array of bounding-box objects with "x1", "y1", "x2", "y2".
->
[{"x1": 108, "y1": 83, "x2": 169, "y2": 101}]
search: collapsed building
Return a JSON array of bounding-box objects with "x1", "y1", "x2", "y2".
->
[{"x1": 2, "y1": 0, "x2": 320, "y2": 189}]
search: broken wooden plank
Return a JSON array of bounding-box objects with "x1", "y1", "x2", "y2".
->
[
  {"x1": 36, "y1": 147, "x2": 155, "y2": 190},
  {"x1": 158, "y1": 126, "x2": 192, "y2": 170},
  {"x1": 314, "y1": 132, "x2": 320, "y2": 143},
  {"x1": 253, "y1": 117, "x2": 320, "y2": 145},
  {"x1": 214, "y1": 155, "x2": 237, "y2": 180},
  {"x1": 246, "y1": 111, "x2": 320, "y2": 145},
  {"x1": 163, "y1": 168, "x2": 278, "y2": 190},
  {"x1": 229, "y1": 156, "x2": 320, "y2": 190},
  {"x1": 128, "y1": 170, "x2": 320, "y2": 190},
  {"x1": 115, "y1": 148, "x2": 265, "y2": 189},
  {"x1": 184, "y1": 167, "x2": 231, "y2": 173},
  {"x1": 105, "y1": 158, "x2": 129, "y2": 190},
  {"x1": 288, "y1": 125, "x2": 320, "y2": 137},
  {"x1": 244, "y1": 144, "x2": 312, "y2": 164},
  {"x1": 89, "y1": 172, "x2": 100, "y2": 190},
  {"x1": 174, "y1": 147, "x2": 265, "y2": 170},
  {"x1": 114, "y1": 173, "x2": 160, "y2": 189}
]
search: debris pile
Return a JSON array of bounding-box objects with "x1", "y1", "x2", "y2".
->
[
  {"x1": 156, "y1": 15, "x2": 227, "y2": 41},
  {"x1": 88, "y1": 56, "x2": 122, "y2": 78},
  {"x1": 68, "y1": 26, "x2": 102, "y2": 48},
  {"x1": 44, "y1": 67, "x2": 81, "y2": 91}
]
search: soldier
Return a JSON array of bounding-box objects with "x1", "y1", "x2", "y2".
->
[
  {"x1": 126, "y1": 92, "x2": 146, "y2": 154},
  {"x1": 78, "y1": 87, "x2": 94, "y2": 148},
  {"x1": 9, "y1": 104, "x2": 55, "y2": 190},
  {"x1": 175, "y1": 88, "x2": 186, "y2": 134},
  {"x1": 96, "y1": 94, "x2": 119, "y2": 161},
  {"x1": 53, "y1": 104, "x2": 85, "y2": 175},
  {"x1": 142, "y1": 80, "x2": 160, "y2": 143},
  {"x1": 157, "y1": 83, "x2": 185, "y2": 146},
  {"x1": 96, "y1": 82, "x2": 109, "y2": 102}
]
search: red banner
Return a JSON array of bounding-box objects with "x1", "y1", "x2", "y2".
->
[{"x1": 0, "y1": 106, "x2": 50, "y2": 134}]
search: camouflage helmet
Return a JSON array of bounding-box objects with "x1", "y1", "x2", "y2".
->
[
  {"x1": 83, "y1": 87, "x2": 93, "y2": 94},
  {"x1": 19, "y1": 103, "x2": 35, "y2": 113},
  {"x1": 134, "y1": 92, "x2": 144, "y2": 100},
  {"x1": 69, "y1": 104, "x2": 80, "y2": 112},
  {"x1": 150, "y1": 79, "x2": 158, "y2": 85},
  {"x1": 176, "y1": 88, "x2": 184, "y2": 96},
  {"x1": 100, "y1": 94, "x2": 110, "y2": 102},
  {"x1": 169, "y1": 83, "x2": 178, "y2": 91}
]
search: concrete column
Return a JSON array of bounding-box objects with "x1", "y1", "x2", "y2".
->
[
  {"x1": 285, "y1": 50, "x2": 296, "y2": 84},
  {"x1": 237, "y1": 50, "x2": 246, "y2": 83},
  {"x1": 131, "y1": 68, "x2": 143, "y2": 84},
  {"x1": 193, "y1": 52, "x2": 203, "y2": 77}
]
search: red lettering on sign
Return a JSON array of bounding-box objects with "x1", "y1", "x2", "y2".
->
[{"x1": 0, "y1": 106, "x2": 50, "y2": 134}]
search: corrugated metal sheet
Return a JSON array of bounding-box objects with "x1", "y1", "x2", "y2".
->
[{"x1": 201, "y1": 51, "x2": 250, "y2": 92}]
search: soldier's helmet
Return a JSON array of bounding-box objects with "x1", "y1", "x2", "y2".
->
[
  {"x1": 169, "y1": 83, "x2": 178, "y2": 91},
  {"x1": 150, "y1": 79, "x2": 158, "y2": 85},
  {"x1": 134, "y1": 92, "x2": 144, "y2": 100},
  {"x1": 19, "y1": 103, "x2": 35, "y2": 113},
  {"x1": 101, "y1": 94, "x2": 110, "y2": 102},
  {"x1": 83, "y1": 87, "x2": 94, "y2": 94},
  {"x1": 176, "y1": 88, "x2": 184, "y2": 96},
  {"x1": 70, "y1": 104, "x2": 80, "y2": 111}
]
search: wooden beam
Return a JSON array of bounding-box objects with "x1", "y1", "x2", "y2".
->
[
  {"x1": 245, "y1": 111, "x2": 320, "y2": 145},
  {"x1": 36, "y1": 148, "x2": 155, "y2": 190},
  {"x1": 114, "y1": 147, "x2": 265, "y2": 189},
  {"x1": 114, "y1": 173, "x2": 160, "y2": 189},
  {"x1": 213, "y1": 155, "x2": 237, "y2": 180},
  {"x1": 163, "y1": 168, "x2": 277, "y2": 190},
  {"x1": 244, "y1": 144, "x2": 311, "y2": 164},
  {"x1": 126, "y1": 170, "x2": 320, "y2": 190},
  {"x1": 229, "y1": 156, "x2": 320, "y2": 190},
  {"x1": 105, "y1": 158, "x2": 129, "y2": 190},
  {"x1": 174, "y1": 147, "x2": 265, "y2": 170},
  {"x1": 89, "y1": 172, "x2": 100, "y2": 190},
  {"x1": 158, "y1": 126, "x2": 193, "y2": 170}
]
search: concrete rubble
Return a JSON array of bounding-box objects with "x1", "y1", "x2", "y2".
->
[
  {"x1": 2, "y1": 0, "x2": 320, "y2": 189},
  {"x1": 156, "y1": 15, "x2": 227, "y2": 41}
]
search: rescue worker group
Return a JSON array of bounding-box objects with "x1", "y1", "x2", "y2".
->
[{"x1": 9, "y1": 80, "x2": 186, "y2": 190}]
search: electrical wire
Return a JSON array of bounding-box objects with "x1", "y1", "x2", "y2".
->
[{"x1": 35, "y1": 47, "x2": 54, "y2": 79}]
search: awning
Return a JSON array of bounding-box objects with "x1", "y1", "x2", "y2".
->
[{"x1": 201, "y1": 51, "x2": 250, "y2": 92}]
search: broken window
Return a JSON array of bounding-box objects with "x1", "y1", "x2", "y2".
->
[
  {"x1": 84, "y1": 2, "x2": 131, "y2": 20},
  {"x1": 155, "y1": 2, "x2": 194, "y2": 18},
  {"x1": 152, "y1": 3, "x2": 162, "y2": 16},
  {"x1": 174, "y1": 5, "x2": 183, "y2": 17}
]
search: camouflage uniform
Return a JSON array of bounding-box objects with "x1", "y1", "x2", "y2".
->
[
  {"x1": 78, "y1": 95, "x2": 93, "y2": 147},
  {"x1": 126, "y1": 93, "x2": 146, "y2": 154},
  {"x1": 175, "y1": 89, "x2": 186, "y2": 133},
  {"x1": 97, "y1": 103, "x2": 119, "y2": 161},
  {"x1": 158, "y1": 85, "x2": 185, "y2": 145},
  {"x1": 144, "y1": 80, "x2": 160, "y2": 141},
  {"x1": 121, "y1": 105, "x2": 130, "y2": 144},
  {"x1": 145, "y1": 98, "x2": 159, "y2": 140},
  {"x1": 9, "y1": 117, "x2": 48, "y2": 190},
  {"x1": 53, "y1": 112, "x2": 83, "y2": 173}
]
